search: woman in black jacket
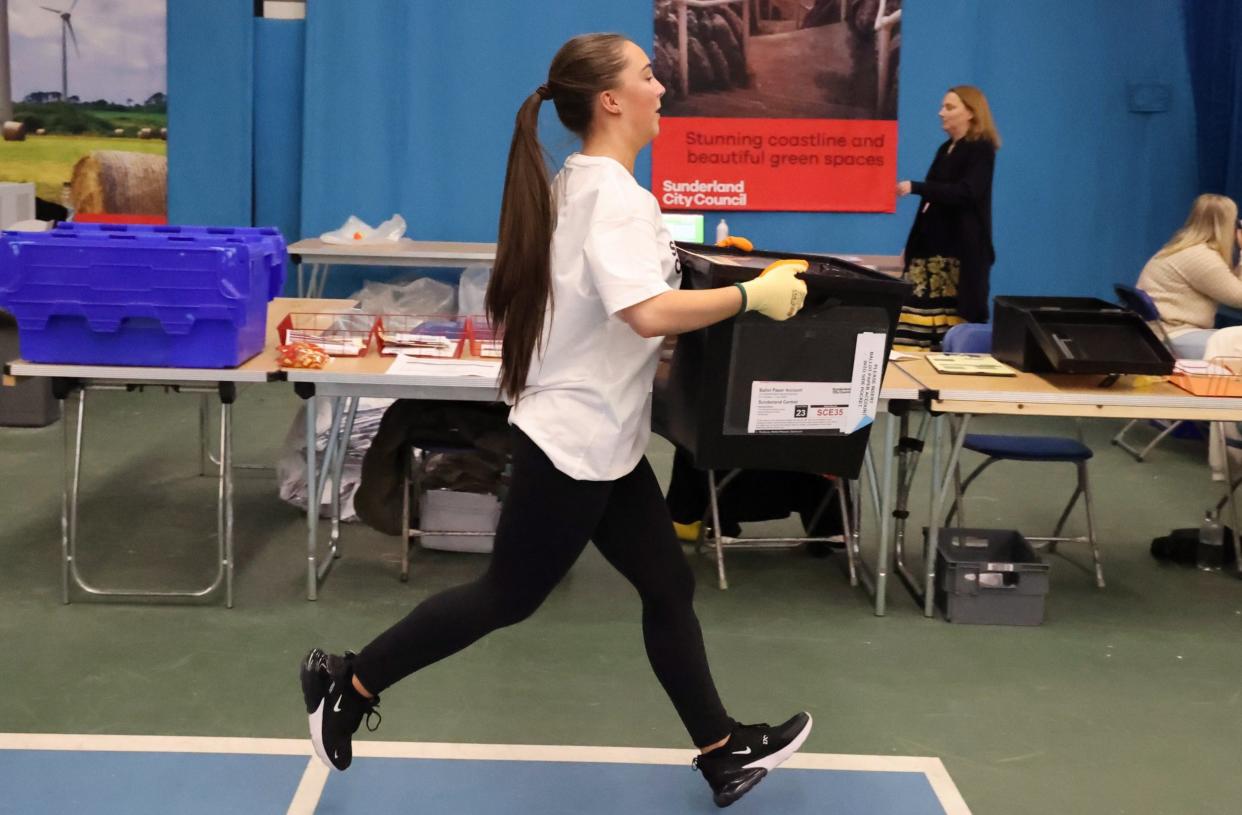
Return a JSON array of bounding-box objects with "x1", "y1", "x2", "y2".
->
[{"x1": 894, "y1": 85, "x2": 1000, "y2": 349}]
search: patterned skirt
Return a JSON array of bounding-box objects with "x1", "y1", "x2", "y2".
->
[{"x1": 893, "y1": 255, "x2": 966, "y2": 350}]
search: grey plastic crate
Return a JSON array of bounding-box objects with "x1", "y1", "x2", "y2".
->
[
  {"x1": 0, "y1": 309, "x2": 59, "y2": 427},
  {"x1": 931, "y1": 527, "x2": 1049, "y2": 625},
  {"x1": 418, "y1": 489, "x2": 500, "y2": 553}
]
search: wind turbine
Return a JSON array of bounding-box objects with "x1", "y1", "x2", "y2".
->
[
  {"x1": 41, "y1": 0, "x2": 80, "y2": 102},
  {"x1": 1, "y1": 0, "x2": 13, "y2": 122}
]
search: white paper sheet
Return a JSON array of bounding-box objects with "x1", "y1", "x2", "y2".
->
[{"x1": 386, "y1": 354, "x2": 500, "y2": 378}]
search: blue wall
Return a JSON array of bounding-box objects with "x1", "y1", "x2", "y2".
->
[
  {"x1": 253, "y1": 18, "x2": 305, "y2": 250},
  {"x1": 170, "y1": 0, "x2": 1198, "y2": 303},
  {"x1": 167, "y1": 0, "x2": 253, "y2": 226}
]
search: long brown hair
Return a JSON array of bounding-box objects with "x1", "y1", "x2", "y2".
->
[
  {"x1": 486, "y1": 33, "x2": 630, "y2": 401},
  {"x1": 950, "y1": 85, "x2": 1002, "y2": 149}
]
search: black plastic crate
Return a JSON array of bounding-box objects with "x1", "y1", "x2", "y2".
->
[
  {"x1": 992, "y1": 295, "x2": 1174, "y2": 375},
  {"x1": 654, "y1": 244, "x2": 911, "y2": 476},
  {"x1": 932, "y1": 527, "x2": 1050, "y2": 625}
]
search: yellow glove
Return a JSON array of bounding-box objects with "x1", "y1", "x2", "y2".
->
[
  {"x1": 716, "y1": 235, "x2": 754, "y2": 251},
  {"x1": 736, "y1": 259, "x2": 808, "y2": 321}
]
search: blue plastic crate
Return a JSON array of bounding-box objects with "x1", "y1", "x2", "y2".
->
[
  {"x1": 0, "y1": 230, "x2": 274, "y2": 368},
  {"x1": 54, "y1": 223, "x2": 288, "y2": 300}
]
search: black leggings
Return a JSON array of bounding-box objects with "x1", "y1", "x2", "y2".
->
[{"x1": 352, "y1": 429, "x2": 733, "y2": 747}]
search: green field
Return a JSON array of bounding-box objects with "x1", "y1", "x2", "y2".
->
[
  {"x1": 0, "y1": 135, "x2": 167, "y2": 202},
  {"x1": 98, "y1": 111, "x2": 168, "y2": 131},
  {"x1": 13, "y1": 103, "x2": 167, "y2": 138}
]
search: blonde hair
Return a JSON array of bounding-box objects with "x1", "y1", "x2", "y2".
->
[
  {"x1": 950, "y1": 85, "x2": 1001, "y2": 149},
  {"x1": 1156, "y1": 193, "x2": 1238, "y2": 266}
]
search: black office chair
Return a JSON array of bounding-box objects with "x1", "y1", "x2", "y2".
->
[{"x1": 1111, "y1": 283, "x2": 1194, "y2": 461}]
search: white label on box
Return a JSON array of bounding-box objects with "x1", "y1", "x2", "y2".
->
[
  {"x1": 842, "y1": 331, "x2": 886, "y2": 433},
  {"x1": 746, "y1": 331, "x2": 887, "y2": 435},
  {"x1": 747, "y1": 381, "x2": 851, "y2": 433}
]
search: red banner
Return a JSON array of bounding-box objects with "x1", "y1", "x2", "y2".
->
[
  {"x1": 652, "y1": 117, "x2": 897, "y2": 213},
  {"x1": 650, "y1": 0, "x2": 903, "y2": 212}
]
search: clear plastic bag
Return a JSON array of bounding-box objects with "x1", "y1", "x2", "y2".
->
[
  {"x1": 457, "y1": 265, "x2": 491, "y2": 316},
  {"x1": 320, "y1": 214, "x2": 407, "y2": 245},
  {"x1": 275, "y1": 396, "x2": 393, "y2": 520},
  {"x1": 350, "y1": 276, "x2": 457, "y2": 316}
]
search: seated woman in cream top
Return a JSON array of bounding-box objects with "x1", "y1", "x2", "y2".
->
[{"x1": 1137, "y1": 193, "x2": 1242, "y2": 359}]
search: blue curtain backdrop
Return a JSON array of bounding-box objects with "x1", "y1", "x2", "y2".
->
[
  {"x1": 253, "y1": 18, "x2": 305, "y2": 251},
  {"x1": 1183, "y1": 0, "x2": 1242, "y2": 203},
  {"x1": 299, "y1": 1, "x2": 643, "y2": 239},
  {"x1": 167, "y1": 0, "x2": 253, "y2": 226},
  {"x1": 170, "y1": 0, "x2": 1201, "y2": 301}
]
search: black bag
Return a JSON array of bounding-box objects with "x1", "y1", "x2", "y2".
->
[{"x1": 1150, "y1": 527, "x2": 1237, "y2": 566}]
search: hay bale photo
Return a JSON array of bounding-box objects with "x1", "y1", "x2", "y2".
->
[
  {"x1": 70, "y1": 150, "x2": 167, "y2": 215},
  {"x1": 113, "y1": 128, "x2": 125, "y2": 136},
  {"x1": 653, "y1": 0, "x2": 902, "y2": 119},
  {"x1": 2, "y1": 121, "x2": 27, "y2": 142},
  {"x1": 35, "y1": 128, "x2": 47, "y2": 136},
  {"x1": 138, "y1": 127, "x2": 153, "y2": 140}
]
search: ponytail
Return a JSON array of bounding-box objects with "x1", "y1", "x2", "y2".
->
[
  {"x1": 486, "y1": 33, "x2": 630, "y2": 402},
  {"x1": 487, "y1": 91, "x2": 554, "y2": 402}
]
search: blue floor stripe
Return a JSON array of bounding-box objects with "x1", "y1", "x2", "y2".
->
[
  {"x1": 0, "y1": 748, "x2": 951, "y2": 814},
  {"x1": 319, "y1": 758, "x2": 947, "y2": 814},
  {"x1": 0, "y1": 751, "x2": 308, "y2": 815}
]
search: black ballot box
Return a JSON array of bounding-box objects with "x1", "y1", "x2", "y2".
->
[
  {"x1": 653, "y1": 244, "x2": 911, "y2": 477},
  {"x1": 991, "y1": 295, "x2": 1175, "y2": 376}
]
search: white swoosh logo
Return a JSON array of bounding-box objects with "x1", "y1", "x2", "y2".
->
[
  {"x1": 333, "y1": 696, "x2": 343, "y2": 713},
  {"x1": 731, "y1": 747, "x2": 751, "y2": 755}
]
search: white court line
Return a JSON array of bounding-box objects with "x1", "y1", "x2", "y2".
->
[
  {"x1": 286, "y1": 757, "x2": 330, "y2": 815},
  {"x1": 0, "y1": 733, "x2": 313, "y2": 755},
  {"x1": 0, "y1": 733, "x2": 971, "y2": 814},
  {"x1": 921, "y1": 758, "x2": 973, "y2": 815}
]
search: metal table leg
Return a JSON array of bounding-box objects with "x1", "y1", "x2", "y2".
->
[
  {"x1": 61, "y1": 384, "x2": 234, "y2": 607},
  {"x1": 841, "y1": 475, "x2": 875, "y2": 595},
  {"x1": 305, "y1": 263, "x2": 332, "y2": 299},
  {"x1": 873, "y1": 409, "x2": 899, "y2": 615},
  {"x1": 305, "y1": 394, "x2": 353, "y2": 599},
  {"x1": 923, "y1": 414, "x2": 972, "y2": 617},
  {"x1": 199, "y1": 392, "x2": 210, "y2": 476},
  {"x1": 328, "y1": 398, "x2": 360, "y2": 553},
  {"x1": 1218, "y1": 422, "x2": 1242, "y2": 576},
  {"x1": 890, "y1": 411, "x2": 930, "y2": 607},
  {"x1": 60, "y1": 388, "x2": 84, "y2": 604},
  {"x1": 305, "y1": 394, "x2": 321, "y2": 598},
  {"x1": 197, "y1": 389, "x2": 270, "y2": 473},
  {"x1": 707, "y1": 469, "x2": 735, "y2": 590},
  {"x1": 219, "y1": 397, "x2": 235, "y2": 608},
  {"x1": 298, "y1": 261, "x2": 326, "y2": 298},
  {"x1": 862, "y1": 445, "x2": 882, "y2": 522}
]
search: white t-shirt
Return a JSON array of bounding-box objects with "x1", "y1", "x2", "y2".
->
[{"x1": 509, "y1": 153, "x2": 680, "y2": 481}]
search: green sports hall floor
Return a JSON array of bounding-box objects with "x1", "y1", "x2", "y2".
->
[{"x1": 0, "y1": 385, "x2": 1238, "y2": 814}]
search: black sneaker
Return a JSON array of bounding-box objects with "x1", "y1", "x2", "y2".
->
[
  {"x1": 300, "y1": 648, "x2": 381, "y2": 771},
  {"x1": 692, "y1": 712, "x2": 813, "y2": 808}
]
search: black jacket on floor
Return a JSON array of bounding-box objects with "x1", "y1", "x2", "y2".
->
[
  {"x1": 354, "y1": 400, "x2": 511, "y2": 536},
  {"x1": 665, "y1": 445, "x2": 849, "y2": 537}
]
